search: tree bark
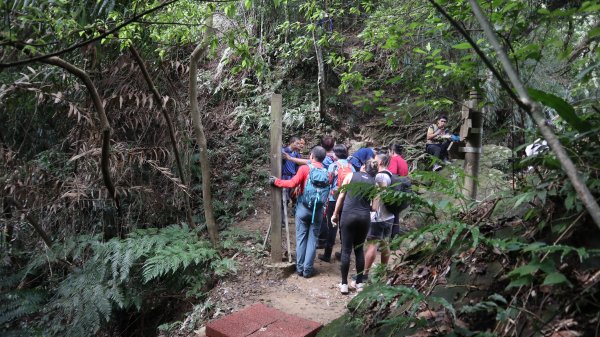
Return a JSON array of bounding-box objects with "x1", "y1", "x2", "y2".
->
[
  {"x1": 129, "y1": 46, "x2": 196, "y2": 229},
  {"x1": 41, "y1": 56, "x2": 119, "y2": 212},
  {"x1": 313, "y1": 28, "x2": 326, "y2": 119},
  {"x1": 466, "y1": 0, "x2": 600, "y2": 229},
  {"x1": 189, "y1": 15, "x2": 219, "y2": 246}
]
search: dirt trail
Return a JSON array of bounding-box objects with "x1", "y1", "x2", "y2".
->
[{"x1": 205, "y1": 208, "x2": 360, "y2": 326}]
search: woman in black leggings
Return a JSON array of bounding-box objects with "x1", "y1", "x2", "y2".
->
[{"x1": 331, "y1": 159, "x2": 378, "y2": 294}]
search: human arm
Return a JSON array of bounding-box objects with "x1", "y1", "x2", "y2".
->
[
  {"x1": 427, "y1": 126, "x2": 444, "y2": 140},
  {"x1": 282, "y1": 152, "x2": 310, "y2": 165},
  {"x1": 274, "y1": 165, "x2": 308, "y2": 189}
]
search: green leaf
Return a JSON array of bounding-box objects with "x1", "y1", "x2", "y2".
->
[
  {"x1": 528, "y1": 88, "x2": 590, "y2": 132},
  {"x1": 245, "y1": 0, "x2": 252, "y2": 9},
  {"x1": 508, "y1": 263, "x2": 539, "y2": 277},
  {"x1": 542, "y1": 272, "x2": 568, "y2": 286},
  {"x1": 589, "y1": 27, "x2": 600, "y2": 39},
  {"x1": 452, "y1": 42, "x2": 472, "y2": 50},
  {"x1": 507, "y1": 275, "x2": 532, "y2": 288},
  {"x1": 273, "y1": 0, "x2": 280, "y2": 8}
]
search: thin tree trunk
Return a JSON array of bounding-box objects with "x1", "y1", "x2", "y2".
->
[
  {"x1": 41, "y1": 57, "x2": 120, "y2": 213},
  {"x1": 189, "y1": 15, "x2": 219, "y2": 246},
  {"x1": 129, "y1": 46, "x2": 197, "y2": 229},
  {"x1": 466, "y1": 0, "x2": 600, "y2": 229},
  {"x1": 313, "y1": 28, "x2": 326, "y2": 119},
  {"x1": 6, "y1": 197, "x2": 52, "y2": 247}
]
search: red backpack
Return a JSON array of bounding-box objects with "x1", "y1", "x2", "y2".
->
[{"x1": 331, "y1": 160, "x2": 354, "y2": 197}]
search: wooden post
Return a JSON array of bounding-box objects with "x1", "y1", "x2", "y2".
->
[
  {"x1": 270, "y1": 94, "x2": 283, "y2": 263},
  {"x1": 462, "y1": 90, "x2": 482, "y2": 199}
]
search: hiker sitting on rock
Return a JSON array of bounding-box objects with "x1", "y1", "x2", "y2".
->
[
  {"x1": 426, "y1": 115, "x2": 460, "y2": 171},
  {"x1": 270, "y1": 146, "x2": 331, "y2": 278}
]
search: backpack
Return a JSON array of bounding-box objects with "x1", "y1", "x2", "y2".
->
[
  {"x1": 331, "y1": 160, "x2": 354, "y2": 198},
  {"x1": 301, "y1": 163, "x2": 331, "y2": 223},
  {"x1": 381, "y1": 171, "x2": 412, "y2": 214}
]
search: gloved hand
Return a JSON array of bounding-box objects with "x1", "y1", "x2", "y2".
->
[
  {"x1": 451, "y1": 134, "x2": 461, "y2": 142},
  {"x1": 269, "y1": 176, "x2": 277, "y2": 186}
]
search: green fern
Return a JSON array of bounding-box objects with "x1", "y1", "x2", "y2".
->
[{"x1": 1, "y1": 225, "x2": 236, "y2": 337}]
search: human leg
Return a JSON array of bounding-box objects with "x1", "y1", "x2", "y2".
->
[
  {"x1": 302, "y1": 206, "x2": 323, "y2": 277},
  {"x1": 380, "y1": 220, "x2": 392, "y2": 265},
  {"x1": 426, "y1": 144, "x2": 442, "y2": 160},
  {"x1": 320, "y1": 200, "x2": 337, "y2": 261},
  {"x1": 353, "y1": 220, "x2": 369, "y2": 284},
  {"x1": 294, "y1": 203, "x2": 311, "y2": 275},
  {"x1": 339, "y1": 214, "x2": 357, "y2": 285},
  {"x1": 440, "y1": 141, "x2": 450, "y2": 161}
]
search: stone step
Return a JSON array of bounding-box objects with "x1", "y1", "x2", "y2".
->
[{"x1": 206, "y1": 303, "x2": 322, "y2": 337}]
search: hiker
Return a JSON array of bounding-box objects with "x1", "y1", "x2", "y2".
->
[
  {"x1": 283, "y1": 136, "x2": 335, "y2": 170},
  {"x1": 270, "y1": 146, "x2": 331, "y2": 278},
  {"x1": 388, "y1": 142, "x2": 408, "y2": 177},
  {"x1": 361, "y1": 153, "x2": 395, "y2": 285},
  {"x1": 348, "y1": 147, "x2": 376, "y2": 172},
  {"x1": 282, "y1": 136, "x2": 302, "y2": 180},
  {"x1": 281, "y1": 136, "x2": 303, "y2": 216},
  {"x1": 318, "y1": 144, "x2": 355, "y2": 262},
  {"x1": 426, "y1": 115, "x2": 453, "y2": 171},
  {"x1": 318, "y1": 136, "x2": 336, "y2": 249},
  {"x1": 387, "y1": 142, "x2": 409, "y2": 239},
  {"x1": 331, "y1": 159, "x2": 378, "y2": 294}
]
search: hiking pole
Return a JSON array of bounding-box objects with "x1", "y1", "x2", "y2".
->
[
  {"x1": 263, "y1": 222, "x2": 271, "y2": 249},
  {"x1": 282, "y1": 189, "x2": 292, "y2": 263}
]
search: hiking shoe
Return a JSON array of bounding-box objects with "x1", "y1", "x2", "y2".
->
[
  {"x1": 318, "y1": 254, "x2": 331, "y2": 263},
  {"x1": 334, "y1": 251, "x2": 342, "y2": 260},
  {"x1": 350, "y1": 281, "x2": 364, "y2": 292},
  {"x1": 433, "y1": 164, "x2": 442, "y2": 171},
  {"x1": 443, "y1": 159, "x2": 452, "y2": 165},
  {"x1": 339, "y1": 283, "x2": 349, "y2": 295},
  {"x1": 351, "y1": 274, "x2": 368, "y2": 282}
]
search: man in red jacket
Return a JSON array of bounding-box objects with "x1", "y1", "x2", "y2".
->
[{"x1": 270, "y1": 146, "x2": 330, "y2": 278}]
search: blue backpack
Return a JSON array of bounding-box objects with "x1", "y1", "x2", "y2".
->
[{"x1": 301, "y1": 163, "x2": 331, "y2": 223}]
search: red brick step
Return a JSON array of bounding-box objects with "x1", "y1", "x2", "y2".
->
[{"x1": 206, "y1": 303, "x2": 322, "y2": 337}]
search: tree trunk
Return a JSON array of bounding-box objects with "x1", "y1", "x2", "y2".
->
[
  {"x1": 467, "y1": 0, "x2": 600, "y2": 230},
  {"x1": 313, "y1": 28, "x2": 326, "y2": 119},
  {"x1": 41, "y1": 57, "x2": 120, "y2": 216},
  {"x1": 189, "y1": 15, "x2": 219, "y2": 246},
  {"x1": 129, "y1": 46, "x2": 197, "y2": 229},
  {"x1": 6, "y1": 197, "x2": 53, "y2": 247}
]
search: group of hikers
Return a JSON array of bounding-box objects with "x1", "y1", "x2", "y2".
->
[{"x1": 268, "y1": 115, "x2": 459, "y2": 294}]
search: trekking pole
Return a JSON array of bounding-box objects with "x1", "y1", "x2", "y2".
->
[
  {"x1": 263, "y1": 222, "x2": 271, "y2": 249},
  {"x1": 282, "y1": 189, "x2": 292, "y2": 263}
]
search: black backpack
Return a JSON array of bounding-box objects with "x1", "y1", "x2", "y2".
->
[{"x1": 380, "y1": 171, "x2": 412, "y2": 214}]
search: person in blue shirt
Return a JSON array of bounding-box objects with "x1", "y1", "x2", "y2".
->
[
  {"x1": 348, "y1": 147, "x2": 376, "y2": 172},
  {"x1": 282, "y1": 136, "x2": 302, "y2": 180}
]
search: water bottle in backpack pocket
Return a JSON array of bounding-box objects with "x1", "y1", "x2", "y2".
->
[{"x1": 301, "y1": 163, "x2": 331, "y2": 223}]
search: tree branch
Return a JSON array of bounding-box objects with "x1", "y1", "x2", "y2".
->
[
  {"x1": 190, "y1": 15, "x2": 219, "y2": 246},
  {"x1": 6, "y1": 197, "x2": 53, "y2": 248},
  {"x1": 0, "y1": 0, "x2": 236, "y2": 69},
  {"x1": 129, "y1": 45, "x2": 196, "y2": 228},
  {"x1": 466, "y1": 0, "x2": 600, "y2": 229},
  {"x1": 427, "y1": 0, "x2": 528, "y2": 112},
  {"x1": 41, "y1": 56, "x2": 120, "y2": 211}
]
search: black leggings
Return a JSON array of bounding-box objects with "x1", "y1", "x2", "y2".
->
[{"x1": 340, "y1": 212, "x2": 370, "y2": 285}]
